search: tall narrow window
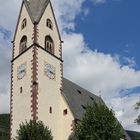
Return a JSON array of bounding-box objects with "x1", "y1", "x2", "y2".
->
[
  {"x1": 45, "y1": 36, "x2": 54, "y2": 54},
  {"x1": 46, "y1": 19, "x2": 53, "y2": 30},
  {"x1": 19, "y1": 36, "x2": 27, "y2": 54},
  {"x1": 49, "y1": 107, "x2": 52, "y2": 114},
  {"x1": 21, "y1": 18, "x2": 27, "y2": 30},
  {"x1": 20, "y1": 87, "x2": 23, "y2": 93}
]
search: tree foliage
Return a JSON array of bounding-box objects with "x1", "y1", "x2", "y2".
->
[
  {"x1": 15, "y1": 120, "x2": 53, "y2": 140},
  {"x1": 135, "y1": 101, "x2": 140, "y2": 125},
  {"x1": 69, "y1": 103, "x2": 124, "y2": 140}
]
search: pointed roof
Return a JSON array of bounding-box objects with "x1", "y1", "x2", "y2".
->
[{"x1": 23, "y1": 0, "x2": 50, "y2": 23}]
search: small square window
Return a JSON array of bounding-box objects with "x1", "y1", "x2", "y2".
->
[{"x1": 63, "y1": 109, "x2": 68, "y2": 115}]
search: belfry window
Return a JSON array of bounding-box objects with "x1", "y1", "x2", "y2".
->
[
  {"x1": 46, "y1": 19, "x2": 53, "y2": 30},
  {"x1": 19, "y1": 36, "x2": 27, "y2": 54},
  {"x1": 45, "y1": 36, "x2": 54, "y2": 54},
  {"x1": 21, "y1": 18, "x2": 27, "y2": 30}
]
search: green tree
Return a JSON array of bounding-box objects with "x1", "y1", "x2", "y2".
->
[
  {"x1": 15, "y1": 120, "x2": 53, "y2": 140},
  {"x1": 69, "y1": 103, "x2": 124, "y2": 140},
  {"x1": 135, "y1": 101, "x2": 140, "y2": 125}
]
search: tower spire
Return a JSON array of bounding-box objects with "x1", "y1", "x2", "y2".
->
[{"x1": 24, "y1": 0, "x2": 50, "y2": 23}]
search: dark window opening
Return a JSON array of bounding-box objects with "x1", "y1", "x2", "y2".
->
[
  {"x1": 90, "y1": 97, "x2": 94, "y2": 101},
  {"x1": 33, "y1": 81, "x2": 38, "y2": 85},
  {"x1": 33, "y1": 81, "x2": 38, "y2": 90},
  {"x1": 77, "y1": 90, "x2": 82, "y2": 94},
  {"x1": 81, "y1": 105, "x2": 86, "y2": 110},
  {"x1": 45, "y1": 36, "x2": 54, "y2": 54},
  {"x1": 47, "y1": 22, "x2": 49, "y2": 27},
  {"x1": 19, "y1": 36, "x2": 27, "y2": 54},
  {"x1": 21, "y1": 18, "x2": 27, "y2": 30},
  {"x1": 49, "y1": 107, "x2": 52, "y2": 114},
  {"x1": 46, "y1": 19, "x2": 53, "y2": 30},
  {"x1": 49, "y1": 24, "x2": 52, "y2": 29},
  {"x1": 63, "y1": 109, "x2": 68, "y2": 115},
  {"x1": 20, "y1": 87, "x2": 23, "y2": 93}
]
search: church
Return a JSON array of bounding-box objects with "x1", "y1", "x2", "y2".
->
[{"x1": 10, "y1": 0, "x2": 131, "y2": 140}]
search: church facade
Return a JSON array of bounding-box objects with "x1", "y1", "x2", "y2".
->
[{"x1": 10, "y1": 0, "x2": 127, "y2": 140}]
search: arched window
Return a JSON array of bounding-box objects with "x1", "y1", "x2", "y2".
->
[
  {"x1": 21, "y1": 18, "x2": 27, "y2": 30},
  {"x1": 19, "y1": 36, "x2": 27, "y2": 54},
  {"x1": 46, "y1": 19, "x2": 53, "y2": 30},
  {"x1": 45, "y1": 36, "x2": 54, "y2": 54}
]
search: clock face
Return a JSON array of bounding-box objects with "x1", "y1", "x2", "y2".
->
[
  {"x1": 44, "y1": 63, "x2": 55, "y2": 79},
  {"x1": 17, "y1": 64, "x2": 26, "y2": 79}
]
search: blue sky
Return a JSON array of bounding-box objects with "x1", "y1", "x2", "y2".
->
[
  {"x1": 0, "y1": 26, "x2": 12, "y2": 40},
  {"x1": 76, "y1": 0, "x2": 140, "y2": 69},
  {"x1": 0, "y1": 0, "x2": 140, "y2": 131}
]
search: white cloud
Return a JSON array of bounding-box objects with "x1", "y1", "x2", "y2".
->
[
  {"x1": 0, "y1": 0, "x2": 140, "y2": 132},
  {"x1": 62, "y1": 33, "x2": 140, "y2": 99},
  {"x1": 52, "y1": 0, "x2": 85, "y2": 32},
  {"x1": 108, "y1": 94, "x2": 140, "y2": 131}
]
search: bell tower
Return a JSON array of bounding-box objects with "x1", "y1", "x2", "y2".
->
[{"x1": 10, "y1": 0, "x2": 63, "y2": 139}]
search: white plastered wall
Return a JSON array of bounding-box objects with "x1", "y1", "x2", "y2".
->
[
  {"x1": 37, "y1": 47, "x2": 62, "y2": 140},
  {"x1": 61, "y1": 95, "x2": 75, "y2": 140},
  {"x1": 38, "y1": 3, "x2": 61, "y2": 58},
  {"x1": 14, "y1": 4, "x2": 34, "y2": 58},
  {"x1": 11, "y1": 48, "x2": 33, "y2": 139},
  {"x1": 11, "y1": 3, "x2": 34, "y2": 138},
  {"x1": 37, "y1": 48, "x2": 75, "y2": 140}
]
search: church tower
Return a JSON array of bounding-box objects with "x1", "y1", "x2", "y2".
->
[
  {"x1": 10, "y1": 0, "x2": 67, "y2": 139},
  {"x1": 10, "y1": 1, "x2": 110, "y2": 139}
]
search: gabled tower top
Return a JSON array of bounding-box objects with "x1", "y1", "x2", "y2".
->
[{"x1": 24, "y1": 0, "x2": 50, "y2": 23}]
